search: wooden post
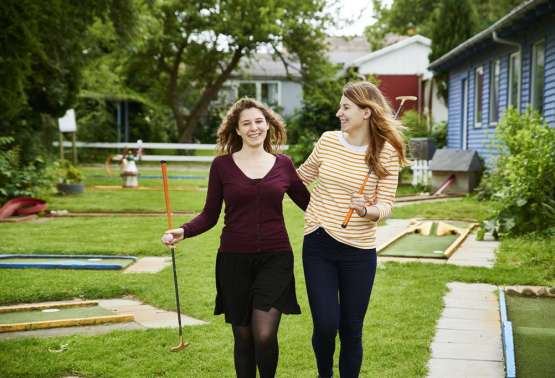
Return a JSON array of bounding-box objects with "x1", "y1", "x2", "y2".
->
[
  {"x1": 59, "y1": 132, "x2": 64, "y2": 160},
  {"x1": 72, "y1": 132, "x2": 77, "y2": 165}
]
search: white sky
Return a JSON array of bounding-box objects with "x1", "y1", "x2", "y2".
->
[{"x1": 327, "y1": 0, "x2": 393, "y2": 36}]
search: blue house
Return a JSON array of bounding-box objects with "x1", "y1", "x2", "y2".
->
[{"x1": 429, "y1": 0, "x2": 555, "y2": 163}]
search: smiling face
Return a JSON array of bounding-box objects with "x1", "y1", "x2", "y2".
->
[
  {"x1": 336, "y1": 95, "x2": 371, "y2": 133},
  {"x1": 236, "y1": 107, "x2": 269, "y2": 148}
]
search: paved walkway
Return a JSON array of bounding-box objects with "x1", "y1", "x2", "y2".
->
[
  {"x1": 427, "y1": 282, "x2": 504, "y2": 378},
  {"x1": 0, "y1": 297, "x2": 207, "y2": 340},
  {"x1": 124, "y1": 257, "x2": 171, "y2": 273}
]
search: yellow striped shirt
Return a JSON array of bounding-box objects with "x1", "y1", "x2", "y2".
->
[{"x1": 297, "y1": 131, "x2": 400, "y2": 249}]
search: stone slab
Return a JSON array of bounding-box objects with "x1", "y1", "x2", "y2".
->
[
  {"x1": 124, "y1": 257, "x2": 172, "y2": 273},
  {"x1": 427, "y1": 358, "x2": 505, "y2": 378}
]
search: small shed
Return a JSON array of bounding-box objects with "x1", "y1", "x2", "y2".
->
[{"x1": 430, "y1": 149, "x2": 482, "y2": 194}]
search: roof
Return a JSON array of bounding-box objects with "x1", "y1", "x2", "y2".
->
[
  {"x1": 349, "y1": 35, "x2": 431, "y2": 67},
  {"x1": 233, "y1": 53, "x2": 302, "y2": 80},
  {"x1": 326, "y1": 36, "x2": 371, "y2": 65},
  {"x1": 430, "y1": 149, "x2": 482, "y2": 172},
  {"x1": 429, "y1": 0, "x2": 552, "y2": 71},
  {"x1": 232, "y1": 36, "x2": 372, "y2": 80}
]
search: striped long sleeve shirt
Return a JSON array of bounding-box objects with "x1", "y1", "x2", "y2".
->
[{"x1": 297, "y1": 131, "x2": 400, "y2": 249}]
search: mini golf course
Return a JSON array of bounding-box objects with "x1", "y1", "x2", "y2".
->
[
  {"x1": 0, "y1": 301, "x2": 134, "y2": 332},
  {"x1": 504, "y1": 293, "x2": 555, "y2": 378},
  {"x1": 0, "y1": 254, "x2": 137, "y2": 270},
  {"x1": 378, "y1": 220, "x2": 477, "y2": 259}
]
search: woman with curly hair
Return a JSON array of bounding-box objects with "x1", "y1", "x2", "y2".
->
[
  {"x1": 297, "y1": 81, "x2": 407, "y2": 378},
  {"x1": 162, "y1": 98, "x2": 310, "y2": 378}
]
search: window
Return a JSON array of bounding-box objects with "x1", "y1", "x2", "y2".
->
[
  {"x1": 474, "y1": 66, "x2": 484, "y2": 128},
  {"x1": 236, "y1": 81, "x2": 281, "y2": 107},
  {"x1": 531, "y1": 40, "x2": 545, "y2": 113},
  {"x1": 261, "y1": 83, "x2": 279, "y2": 106},
  {"x1": 489, "y1": 59, "x2": 500, "y2": 124},
  {"x1": 508, "y1": 52, "x2": 521, "y2": 109},
  {"x1": 238, "y1": 83, "x2": 256, "y2": 99}
]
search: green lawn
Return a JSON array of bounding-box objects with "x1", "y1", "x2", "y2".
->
[{"x1": 0, "y1": 180, "x2": 553, "y2": 377}]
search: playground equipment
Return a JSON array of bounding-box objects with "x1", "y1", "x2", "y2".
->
[
  {"x1": 0, "y1": 255, "x2": 137, "y2": 270},
  {"x1": 0, "y1": 198, "x2": 47, "y2": 221},
  {"x1": 119, "y1": 141, "x2": 143, "y2": 188},
  {"x1": 0, "y1": 300, "x2": 134, "y2": 333},
  {"x1": 378, "y1": 220, "x2": 477, "y2": 259}
]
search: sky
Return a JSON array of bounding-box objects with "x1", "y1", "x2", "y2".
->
[{"x1": 327, "y1": 0, "x2": 393, "y2": 36}]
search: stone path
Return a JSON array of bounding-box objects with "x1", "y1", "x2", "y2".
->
[
  {"x1": 0, "y1": 297, "x2": 207, "y2": 340},
  {"x1": 427, "y1": 282, "x2": 504, "y2": 378},
  {"x1": 124, "y1": 256, "x2": 171, "y2": 273}
]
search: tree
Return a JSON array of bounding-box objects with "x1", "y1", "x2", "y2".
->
[
  {"x1": 0, "y1": 0, "x2": 135, "y2": 161},
  {"x1": 127, "y1": 0, "x2": 331, "y2": 142}
]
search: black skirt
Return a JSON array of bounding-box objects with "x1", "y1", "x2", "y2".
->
[{"x1": 214, "y1": 251, "x2": 301, "y2": 326}]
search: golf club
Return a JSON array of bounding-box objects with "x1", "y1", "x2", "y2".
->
[
  {"x1": 341, "y1": 95, "x2": 417, "y2": 228},
  {"x1": 161, "y1": 160, "x2": 188, "y2": 352}
]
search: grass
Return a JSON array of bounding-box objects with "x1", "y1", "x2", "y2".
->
[{"x1": 0, "y1": 171, "x2": 553, "y2": 377}]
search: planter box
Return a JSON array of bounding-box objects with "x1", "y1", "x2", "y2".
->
[
  {"x1": 409, "y1": 137, "x2": 436, "y2": 160},
  {"x1": 57, "y1": 183, "x2": 85, "y2": 195}
]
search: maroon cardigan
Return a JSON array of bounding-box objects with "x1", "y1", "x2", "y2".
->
[{"x1": 181, "y1": 154, "x2": 310, "y2": 253}]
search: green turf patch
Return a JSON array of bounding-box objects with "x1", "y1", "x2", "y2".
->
[
  {"x1": 379, "y1": 233, "x2": 458, "y2": 258},
  {"x1": 507, "y1": 295, "x2": 555, "y2": 378},
  {"x1": 0, "y1": 258, "x2": 134, "y2": 267},
  {"x1": 0, "y1": 306, "x2": 114, "y2": 324}
]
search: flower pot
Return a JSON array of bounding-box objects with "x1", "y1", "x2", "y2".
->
[
  {"x1": 409, "y1": 137, "x2": 436, "y2": 160},
  {"x1": 57, "y1": 183, "x2": 85, "y2": 195}
]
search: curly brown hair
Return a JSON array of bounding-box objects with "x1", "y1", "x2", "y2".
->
[
  {"x1": 342, "y1": 82, "x2": 408, "y2": 178},
  {"x1": 216, "y1": 98, "x2": 287, "y2": 155}
]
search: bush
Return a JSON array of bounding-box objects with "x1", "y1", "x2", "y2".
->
[
  {"x1": 0, "y1": 137, "x2": 55, "y2": 202},
  {"x1": 477, "y1": 108, "x2": 555, "y2": 238},
  {"x1": 401, "y1": 110, "x2": 447, "y2": 149}
]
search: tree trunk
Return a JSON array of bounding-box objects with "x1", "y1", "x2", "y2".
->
[{"x1": 178, "y1": 48, "x2": 244, "y2": 143}]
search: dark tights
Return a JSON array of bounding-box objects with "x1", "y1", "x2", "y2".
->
[{"x1": 232, "y1": 307, "x2": 282, "y2": 378}]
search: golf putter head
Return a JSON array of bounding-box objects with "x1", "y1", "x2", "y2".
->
[
  {"x1": 171, "y1": 335, "x2": 188, "y2": 352},
  {"x1": 394, "y1": 96, "x2": 418, "y2": 119}
]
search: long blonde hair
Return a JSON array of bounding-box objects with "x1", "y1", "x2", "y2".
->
[
  {"x1": 216, "y1": 98, "x2": 286, "y2": 155},
  {"x1": 342, "y1": 81, "x2": 407, "y2": 178}
]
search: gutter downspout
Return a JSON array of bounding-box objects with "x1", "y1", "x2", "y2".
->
[{"x1": 492, "y1": 30, "x2": 520, "y2": 50}]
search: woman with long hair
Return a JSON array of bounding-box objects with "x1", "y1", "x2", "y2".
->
[
  {"x1": 297, "y1": 81, "x2": 407, "y2": 378},
  {"x1": 162, "y1": 98, "x2": 310, "y2": 378}
]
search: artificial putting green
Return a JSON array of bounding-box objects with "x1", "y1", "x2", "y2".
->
[
  {"x1": 0, "y1": 258, "x2": 135, "y2": 267},
  {"x1": 378, "y1": 233, "x2": 458, "y2": 258},
  {"x1": 0, "y1": 306, "x2": 114, "y2": 324},
  {"x1": 506, "y1": 295, "x2": 555, "y2": 378}
]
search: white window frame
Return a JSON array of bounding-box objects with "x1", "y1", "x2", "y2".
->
[
  {"x1": 508, "y1": 51, "x2": 521, "y2": 110},
  {"x1": 474, "y1": 66, "x2": 484, "y2": 128},
  {"x1": 531, "y1": 40, "x2": 545, "y2": 113},
  {"x1": 489, "y1": 59, "x2": 501, "y2": 126},
  {"x1": 462, "y1": 78, "x2": 468, "y2": 149},
  {"x1": 232, "y1": 80, "x2": 282, "y2": 107}
]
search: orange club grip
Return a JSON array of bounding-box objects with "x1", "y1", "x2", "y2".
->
[
  {"x1": 341, "y1": 172, "x2": 371, "y2": 228},
  {"x1": 161, "y1": 161, "x2": 173, "y2": 229}
]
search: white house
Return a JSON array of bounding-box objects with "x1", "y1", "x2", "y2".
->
[{"x1": 347, "y1": 35, "x2": 447, "y2": 122}]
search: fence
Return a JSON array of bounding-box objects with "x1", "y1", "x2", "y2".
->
[
  {"x1": 411, "y1": 159, "x2": 431, "y2": 186},
  {"x1": 53, "y1": 141, "x2": 288, "y2": 163}
]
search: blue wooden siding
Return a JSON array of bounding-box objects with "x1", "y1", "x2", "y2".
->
[
  {"x1": 544, "y1": 24, "x2": 555, "y2": 125},
  {"x1": 445, "y1": 14, "x2": 555, "y2": 163}
]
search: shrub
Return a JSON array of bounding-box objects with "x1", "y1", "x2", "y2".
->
[
  {"x1": 0, "y1": 137, "x2": 55, "y2": 201},
  {"x1": 477, "y1": 108, "x2": 555, "y2": 238}
]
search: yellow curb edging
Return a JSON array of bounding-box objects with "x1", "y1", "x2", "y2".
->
[
  {"x1": 0, "y1": 314, "x2": 134, "y2": 333},
  {"x1": 0, "y1": 300, "x2": 98, "y2": 314}
]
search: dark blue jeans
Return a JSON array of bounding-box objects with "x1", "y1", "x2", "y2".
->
[{"x1": 303, "y1": 228, "x2": 377, "y2": 378}]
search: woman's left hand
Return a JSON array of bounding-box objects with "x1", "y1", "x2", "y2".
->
[{"x1": 350, "y1": 193, "x2": 367, "y2": 217}]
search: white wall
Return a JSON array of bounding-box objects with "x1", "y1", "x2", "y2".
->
[{"x1": 358, "y1": 43, "x2": 433, "y2": 78}]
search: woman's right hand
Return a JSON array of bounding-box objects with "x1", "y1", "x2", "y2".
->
[{"x1": 161, "y1": 228, "x2": 185, "y2": 246}]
